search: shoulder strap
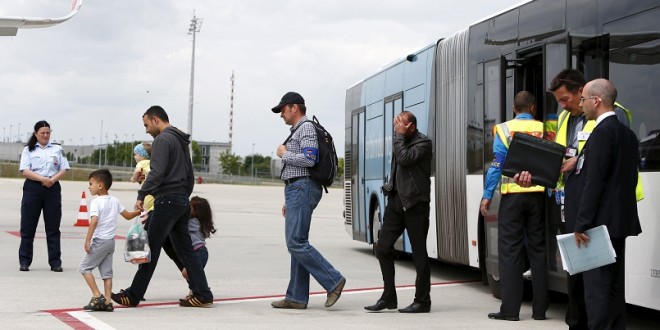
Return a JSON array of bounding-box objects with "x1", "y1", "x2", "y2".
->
[{"x1": 283, "y1": 120, "x2": 312, "y2": 145}]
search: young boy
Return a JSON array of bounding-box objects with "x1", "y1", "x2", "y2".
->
[{"x1": 80, "y1": 169, "x2": 141, "y2": 311}]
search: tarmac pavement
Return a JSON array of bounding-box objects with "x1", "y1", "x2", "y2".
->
[{"x1": 0, "y1": 178, "x2": 657, "y2": 329}]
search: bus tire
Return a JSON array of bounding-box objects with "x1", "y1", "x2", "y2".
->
[
  {"x1": 371, "y1": 204, "x2": 381, "y2": 256},
  {"x1": 487, "y1": 273, "x2": 502, "y2": 300}
]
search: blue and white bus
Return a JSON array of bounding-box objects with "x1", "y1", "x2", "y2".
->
[{"x1": 343, "y1": 0, "x2": 660, "y2": 311}]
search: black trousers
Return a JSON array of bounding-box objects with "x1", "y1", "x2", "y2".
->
[
  {"x1": 19, "y1": 179, "x2": 62, "y2": 268},
  {"x1": 582, "y1": 238, "x2": 627, "y2": 330},
  {"x1": 144, "y1": 211, "x2": 185, "y2": 271},
  {"x1": 124, "y1": 194, "x2": 212, "y2": 302},
  {"x1": 375, "y1": 193, "x2": 431, "y2": 305},
  {"x1": 497, "y1": 192, "x2": 548, "y2": 316}
]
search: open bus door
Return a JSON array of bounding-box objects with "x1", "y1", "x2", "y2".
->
[{"x1": 480, "y1": 55, "x2": 509, "y2": 299}]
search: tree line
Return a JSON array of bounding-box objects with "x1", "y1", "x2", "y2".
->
[{"x1": 70, "y1": 142, "x2": 344, "y2": 179}]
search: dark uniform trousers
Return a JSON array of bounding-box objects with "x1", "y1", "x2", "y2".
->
[
  {"x1": 498, "y1": 192, "x2": 548, "y2": 317},
  {"x1": 19, "y1": 179, "x2": 62, "y2": 267},
  {"x1": 375, "y1": 192, "x2": 431, "y2": 306}
]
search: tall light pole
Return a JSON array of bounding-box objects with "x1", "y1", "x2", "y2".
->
[
  {"x1": 17, "y1": 123, "x2": 21, "y2": 143},
  {"x1": 124, "y1": 134, "x2": 128, "y2": 168},
  {"x1": 187, "y1": 11, "x2": 202, "y2": 159},
  {"x1": 251, "y1": 143, "x2": 255, "y2": 181},
  {"x1": 98, "y1": 120, "x2": 103, "y2": 169}
]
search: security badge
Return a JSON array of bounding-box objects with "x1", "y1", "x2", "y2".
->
[
  {"x1": 577, "y1": 131, "x2": 590, "y2": 141},
  {"x1": 575, "y1": 153, "x2": 585, "y2": 174},
  {"x1": 565, "y1": 148, "x2": 577, "y2": 158}
]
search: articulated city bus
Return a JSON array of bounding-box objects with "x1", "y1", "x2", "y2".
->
[{"x1": 343, "y1": 0, "x2": 659, "y2": 311}]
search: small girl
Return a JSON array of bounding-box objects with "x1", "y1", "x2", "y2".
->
[
  {"x1": 181, "y1": 196, "x2": 216, "y2": 298},
  {"x1": 130, "y1": 142, "x2": 152, "y2": 184}
]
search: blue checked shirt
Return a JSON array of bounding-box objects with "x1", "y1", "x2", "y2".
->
[{"x1": 281, "y1": 116, "x2": 318, "y2": 181}]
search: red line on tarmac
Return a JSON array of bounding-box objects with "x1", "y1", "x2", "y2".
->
[
  {"x1": 44, "y1": 279, "x2": 479, "y2": 328},
  {"x1": 50, "y1": 311, "x2": 95, "y2": 330}
]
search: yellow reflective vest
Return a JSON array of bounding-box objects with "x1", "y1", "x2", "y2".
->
[
  {"x1": 493, "y1": 119, "x2": 545, "y2": 194},
  {"x1": 555, "y1": 104, "x2": 643, "y2": 201}
]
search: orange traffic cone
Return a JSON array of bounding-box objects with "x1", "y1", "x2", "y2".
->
[{"x1": 74, "y1": 191, "x2": 89, "y2": 226}]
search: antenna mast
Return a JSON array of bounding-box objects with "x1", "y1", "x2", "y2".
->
[{"x1": 228, "y1": 70, "x2": 235, "y2": 151}]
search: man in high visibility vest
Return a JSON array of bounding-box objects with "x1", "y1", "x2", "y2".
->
[{"x1": 480, "y1": 91, "x2": 548, "y2": 322}]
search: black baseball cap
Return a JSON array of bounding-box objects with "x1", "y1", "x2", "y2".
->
[{"x1": 271, "y1": 92, "x2": 305, "y2": 113}]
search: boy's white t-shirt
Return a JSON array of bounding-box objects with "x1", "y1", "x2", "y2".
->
[{"x1": 90, "y1": 195, "x2": 126, "y2": 239}]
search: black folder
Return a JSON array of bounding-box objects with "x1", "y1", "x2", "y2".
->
[{"x1": 501, "y1": 133, "x2": 565, "y2": 188}]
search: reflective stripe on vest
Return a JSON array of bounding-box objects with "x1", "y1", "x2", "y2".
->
[
  {"x1": 614, "y1": 102, "x2": 633, "y2": 126},
  {"x1": 493, "y1": 120, "x2": 545, "y2": 194}
]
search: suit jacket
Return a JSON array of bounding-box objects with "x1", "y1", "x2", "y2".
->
[{"x1": 565, "y1": 115, "x2": 641, "y2": 238}]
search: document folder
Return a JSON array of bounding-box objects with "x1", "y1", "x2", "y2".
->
[
  {"x1": 556, "y1": 225, "x2": 617, "y2": 275},
  {"x1": 501, "y1": 133, "x2": 565, "y2": 188}
]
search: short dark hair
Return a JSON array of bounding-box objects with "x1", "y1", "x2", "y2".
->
[
  {"x1": 514, "y1": 91, "x2": 536, "y2": 113},
  {"x1": 401, "y1": 111, "x2": 417, "y2": 126},
  {"x1": 549, "y1": 69, "x2": 586, "y2": 93},
  {"x1": 89, "y1": 169, "x2": 113, "y2": 190},
  {"x1": 144, "y1": 105, "x2": 170, "y2": 123}
]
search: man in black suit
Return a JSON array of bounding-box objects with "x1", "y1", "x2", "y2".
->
[{"x1": 567, "y1": 78, "x2": 642, "y2": 329}]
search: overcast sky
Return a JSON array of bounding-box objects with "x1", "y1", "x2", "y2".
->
[{"x1": 0, "y1": 0, "x2": 523, "y2": 157}]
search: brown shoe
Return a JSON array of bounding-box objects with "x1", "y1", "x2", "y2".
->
[
  {"x1": 325, "y1": 277, "x2": 346, "y2": 307},
  {"x1": 271, "y1": 299, "x2": 307, "y2": 309}
]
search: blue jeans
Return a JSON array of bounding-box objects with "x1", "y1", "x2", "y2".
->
[
  {"x1": 125, "y1": 194, "x2": 213, "y2": 302},
  {"x1": 284, "y1": 178, "x2": 343, "y2": 304}
]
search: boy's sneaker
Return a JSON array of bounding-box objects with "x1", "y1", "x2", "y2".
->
[
  {"x1": 83, "y1": 295, "x2": 105, "y2": 310},
  {"x1": 179, "y1": 295, "x2": 213, "y2": 308},
  {"x1": 111, "y1": 290, "x2": 138, "y2": 307}
]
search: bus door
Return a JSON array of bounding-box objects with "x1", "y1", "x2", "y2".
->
[
  {"x1": 481, "y1": 56, "x2": 509, "y2": 289},
  {"x1": 351, "y1": 109, "x2": 366, "y2": 241},
  {"x1": 382, "y1": 93, "x2": 404, "y2": 250}
]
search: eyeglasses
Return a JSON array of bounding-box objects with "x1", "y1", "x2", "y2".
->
[{"x1": 579, "y1": 96, "x2": 599, "y2": 102}]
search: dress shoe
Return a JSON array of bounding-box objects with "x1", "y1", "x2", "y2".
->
[
  {"x1": 532, "y1": 314, "x2": 546, "y2": 320},
  {"x1": 270, "y1": 299, "x2": 307, "y2": 309},
  {"x1": 488, "y1": 312, "x2": 520, "y2": 321},
  {"x1": 398, "y1": 302, "x2": 430, "y2": 313},
  {"x1": 364, "y1": 299, "x2": 397, "y2": 311},
  {"x1": 325, "y1": 277, "x2": 346, "y2": 307},
  {"x1": 19, "y1": 265, "x2": 29, "y2": 271},
  {"x1": 51, "y1": 266, "x2": 63, "y2": 272}
]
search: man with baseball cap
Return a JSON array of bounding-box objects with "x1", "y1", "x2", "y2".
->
[{"x1": 270, "y1": 91, "x2": 346, "y2": 310}]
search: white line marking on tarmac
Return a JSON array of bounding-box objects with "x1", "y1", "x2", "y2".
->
[{"x1": 67, "y1": 311, "x2": 116, "y2": 330}]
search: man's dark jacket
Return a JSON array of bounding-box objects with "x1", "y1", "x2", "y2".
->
[
  {"x1": 384, "y1": 130, "x2": 432, "y2": 210},
  {"x1": 138, "y1": 126, "x2": 195, "y2": 201}
]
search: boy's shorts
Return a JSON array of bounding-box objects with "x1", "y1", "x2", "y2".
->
[{"x1": 79, "y1": 238, "x2": 115, "y2": 279}]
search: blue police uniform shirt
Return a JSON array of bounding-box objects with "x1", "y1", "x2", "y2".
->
[{"x1": 19, "y1": 143, "x2": 70, "y2": 177}]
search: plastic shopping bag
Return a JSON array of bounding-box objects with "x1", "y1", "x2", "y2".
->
[{"x1": 124, "y1": 216, "x2": 151, "y2": 264}]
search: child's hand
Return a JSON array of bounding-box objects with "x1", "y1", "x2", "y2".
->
[
  {"x1": 139, "y1": 211, "x2": 149, "y2": 224},
  {"x1": 84, "y1": 240, "x2": 91, "y2": 253}
]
